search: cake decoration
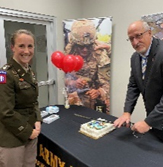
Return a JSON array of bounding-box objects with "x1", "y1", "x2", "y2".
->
[{"x1": 79, "y1": 118, "x2": 115, "y2": 139}]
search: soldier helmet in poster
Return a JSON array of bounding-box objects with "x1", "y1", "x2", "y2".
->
[{"x1": 70, "y1": 20, "x2": 96, "y2": 45}]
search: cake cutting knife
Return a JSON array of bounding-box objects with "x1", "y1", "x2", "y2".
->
[
  {"x1": 74, "y1": 113, "x2": 109, "y2": 122},
  {"x1": 74, "y1": 113, "x2": 92, "y2": 120}
]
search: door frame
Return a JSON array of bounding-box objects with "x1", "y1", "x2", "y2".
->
[{"x1": 0, "y1": 7, "x2": 58, "y2": 105}]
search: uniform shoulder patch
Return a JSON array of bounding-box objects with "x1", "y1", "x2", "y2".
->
[
  {"x1": 0, "y1": 71, "x2": 7, "y2": 84},
  {"x1": 2, "y1": 64, "x2": 11, "y2": 70}
]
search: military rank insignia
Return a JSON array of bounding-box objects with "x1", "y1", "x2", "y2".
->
[{"x1": 0, "y1": 71, "x2": 7, "y2": 84}]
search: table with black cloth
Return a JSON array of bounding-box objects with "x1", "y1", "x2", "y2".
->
[{"x1": 36, "y1": 105, "x2": 163, "y2": 167}]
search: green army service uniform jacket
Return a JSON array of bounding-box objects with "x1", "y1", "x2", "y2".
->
[{"x1": 0, "y1": 58, "x2": 42, "y2": 147}]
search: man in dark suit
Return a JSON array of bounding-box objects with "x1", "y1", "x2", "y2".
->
[{"x1": 114, "y1": 20, "x2": 163, "y2": 141}]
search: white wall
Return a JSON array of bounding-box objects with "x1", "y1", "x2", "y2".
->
[{"x1": 0, "y1": 0, "x2": 163, "y2": 122}]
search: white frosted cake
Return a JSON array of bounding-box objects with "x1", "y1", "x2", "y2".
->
[{"x1": 79, "y1": 118, "x2": 115, "y2": 139}]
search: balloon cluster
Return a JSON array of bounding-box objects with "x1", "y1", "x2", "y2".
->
[{"x1": 51, "y1": 51, "x2": 84, "y2": 73}]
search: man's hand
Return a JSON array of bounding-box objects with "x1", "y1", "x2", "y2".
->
[
  {"x1": 114, "y1": 112, "x2": 131, "y2": 128},
  {"x1": 131, "y1": 121, "x2": 151, "y2": 133}
]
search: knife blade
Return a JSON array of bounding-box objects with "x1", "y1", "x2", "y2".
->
[
  {"x1": 74, "y1": 113, "x2": 92, "y2": 120},
  {"x1": 74, "y1": 113, "x2": 108, "y2": 123}
]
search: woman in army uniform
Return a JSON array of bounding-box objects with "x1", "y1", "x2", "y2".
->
[{"x1": 0, "y1": 29, "x2": 42, "y2": 167}]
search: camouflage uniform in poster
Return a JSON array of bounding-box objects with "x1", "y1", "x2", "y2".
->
[{"x1": 64, "y1": 20, "x2": 111, "y2": 114}]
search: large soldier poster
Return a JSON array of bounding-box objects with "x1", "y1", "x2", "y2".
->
[{"x1": 63, "y1": 17, "x2": 112, "y2": 114}]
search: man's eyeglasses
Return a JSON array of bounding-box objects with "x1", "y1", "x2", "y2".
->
[{"x1": 127, "y1": 30, "x2": 149, "y2": 42}]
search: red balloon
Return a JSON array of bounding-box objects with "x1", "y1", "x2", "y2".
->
[
  {"x1": 51, "y1": 51, "x2": 65, "y2": 69},
  {"x1": 62, "y1": 55, "x2": 77, "y2": 73},
  {"x1": 74, "y1": 55, "x2": 84, "y2": 71}
]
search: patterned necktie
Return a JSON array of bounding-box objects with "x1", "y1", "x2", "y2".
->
[{"x1": 141, "y1": 55, "x2": 148, "y2": 80}]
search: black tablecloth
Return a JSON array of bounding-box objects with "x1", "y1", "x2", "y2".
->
[{"x1": 36, "y1": 105, "x2": 163, "y2": 167}]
